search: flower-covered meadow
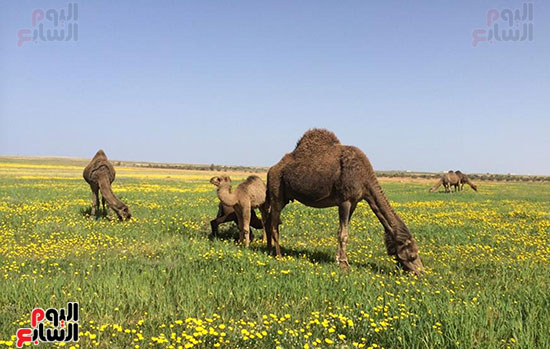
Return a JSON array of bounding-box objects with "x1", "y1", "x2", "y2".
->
[{"x1": 0, "y1": 158, "x2": 549, "y2": 348}]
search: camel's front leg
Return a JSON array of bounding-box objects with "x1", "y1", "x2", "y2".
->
[
  {"x1": 241, "y1": 203, "x2": 252, "y2": 247},
  {"x1": 234, "y1": 206, "x2": 245, "y2": 245},
  {"x1": 268, "y1": 205, "x2": 283, "y2": 258},
  {"x1": 90, "y1": 184, "x2": 100, "y2": 219},
  {"x1": 336, "y1": 201, "x2": 352, "y2": 270}
]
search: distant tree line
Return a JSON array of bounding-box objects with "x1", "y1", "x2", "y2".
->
[{"x1": 109, "y1": 161, "x2": 550, "y2": 181}]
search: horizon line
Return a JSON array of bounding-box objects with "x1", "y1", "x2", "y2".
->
[{"x1": 1, "y1": 154, "x2": 549, "y2": 177}]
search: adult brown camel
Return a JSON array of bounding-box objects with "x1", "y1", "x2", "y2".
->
[
  {"x1": 265, "y1": 129, "x2": 424, "y2": 275},
  {"x1": 210, "y1": 202, "x2": 263, "y2": 239},
  {"x1": 429, "y1": 171, "x2": 460, "y2": 193},
  {"x1": 455, "y1": 170, "x2": 478, "y2": 192},
  {"x1": 83, "y1": 150, "x2": 131, "y2": 220},
  {"x1": 210, "y1": 175, "x2": 269, "y2": 246}
]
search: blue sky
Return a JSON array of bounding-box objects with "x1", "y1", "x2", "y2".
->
[{"x1": 1, "y1": 1, "x2": 549, "y2": 174}]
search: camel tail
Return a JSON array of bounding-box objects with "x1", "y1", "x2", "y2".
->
[{"x1": 430, "y1": 179, "x2": 443, "y2": 192}]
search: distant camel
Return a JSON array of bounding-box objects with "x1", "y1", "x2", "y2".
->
[
  {"x1": 210, "y1": 175, "x2": 268, "y2": 246},
  {"x1": 455, "y1": 170, "x2": 478, "y2": 192},
  {"x1": 83, "y1": 150, "x2": 131, "y2": 220},
  {"x1": 265, "y1": 129, "x2": 424, "y2": 275},
  {"x1": 210, "y1": 202, "x2": 263, "y2": 239},
  {"x1": 429, "y1": 171, "x2": 461, "y2": 193}
]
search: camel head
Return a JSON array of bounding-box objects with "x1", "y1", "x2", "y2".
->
[
  {"x1": 115, "y1": 204, "x2": 132, "y2": 221},
  {"x1": 210, "y1": 175, "x2": 232, "y2": 187},
  {"x1": 470, "y1": 183, "x2": 478, "y2": 192},
  {"x1": 396, "y1": 238, "x2": 424, "y2": 275}
]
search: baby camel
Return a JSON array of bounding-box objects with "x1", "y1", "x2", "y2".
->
[{"x1": 210, "y1": 175, "x2": 268, "y2": 246}]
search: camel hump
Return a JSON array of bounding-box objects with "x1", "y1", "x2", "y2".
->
[
  {"x1": 292, "y1": 128, "x2": 341, "y2": 156},
  {"x1": 245, "y1": 175, "x2": 262, "y2": 182},
  {"x1": 243, "y1": 175, "x2": 266, "y2": 188},
  {"x1": 93, "y1": 149, "x2": 108, "y2": 161}
]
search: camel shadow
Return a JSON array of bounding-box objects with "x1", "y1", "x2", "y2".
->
[
  {"x1": 250, "y1": 244, "x2": 396, "y2": 275},
  {"x1": 206, "y1": 226, "x2": 260, "y2": 243}
]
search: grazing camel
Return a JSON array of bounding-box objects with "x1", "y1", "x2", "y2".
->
[
  {"x1": 83, "y1": 150, "x2": 131, "y2": 220},
  {"x1": 265, "y1": 129, "x2": 424, "y2": 275},
  {"x1": 429, "y1": 171, "x2": 461, "y2": 193},
  {"x1": 455, "y1": 170, "x2": 478, "y2": 192},
  {"x1": 210, "y1": 202, "x2": 263, "y2": 239},
  {"x1": 210, "y1": 175, "x2": 269, "y2": 246}
]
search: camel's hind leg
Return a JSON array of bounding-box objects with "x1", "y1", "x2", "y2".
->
[
  {"x1": 336, "y1": 201, "x2": 353, "y2": 270},
  {"x1": 90, "y1": 184, "x2": 100, "y2": 219},
  {"x1": 234, "y1": 206, "x2": 245, "y2": 245}
]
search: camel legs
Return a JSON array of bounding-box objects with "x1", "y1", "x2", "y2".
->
[
  {"x1": 210, "y1": 210, "x2": 256, "y2": 242},
  {"x1": 234, "y1": 206, "x2": 253, "y2": 247},
  {"x1": 241, "y1": 203, "x2": 252, "y2": 247},
  {"x1": 90, "y1": 184, "x2": 100, "y2": 219},
  {"x1": 234, "y1": 207, "x2": 244, "y2": 243},
  {"x1": 258, "y1": 204, "x2": 277, "y2": 246},
  {"x1": 267, "y1": 204, "x2": 283, "y2": 258},
  {"x1": 336, "y1": 201, "x2": 354, "y2": 270},
  {"x1": 210, "y1": 212, "x2": 236, "y2": 237}
]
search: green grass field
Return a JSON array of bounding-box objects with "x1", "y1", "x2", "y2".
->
[{"x1": 0, "y1": 159, "x2": 549, "y2": 348}]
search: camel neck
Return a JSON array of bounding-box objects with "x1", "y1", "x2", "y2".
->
[
  {"x1": 217, "y1": 184, "x2": 238, "y2": 207},
  {"x1": 97, "y1": 176, "x2": 124, "y2": 209},
  {"x1": 364, "y1": 173, "x2": 412, "y2": 244}
]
